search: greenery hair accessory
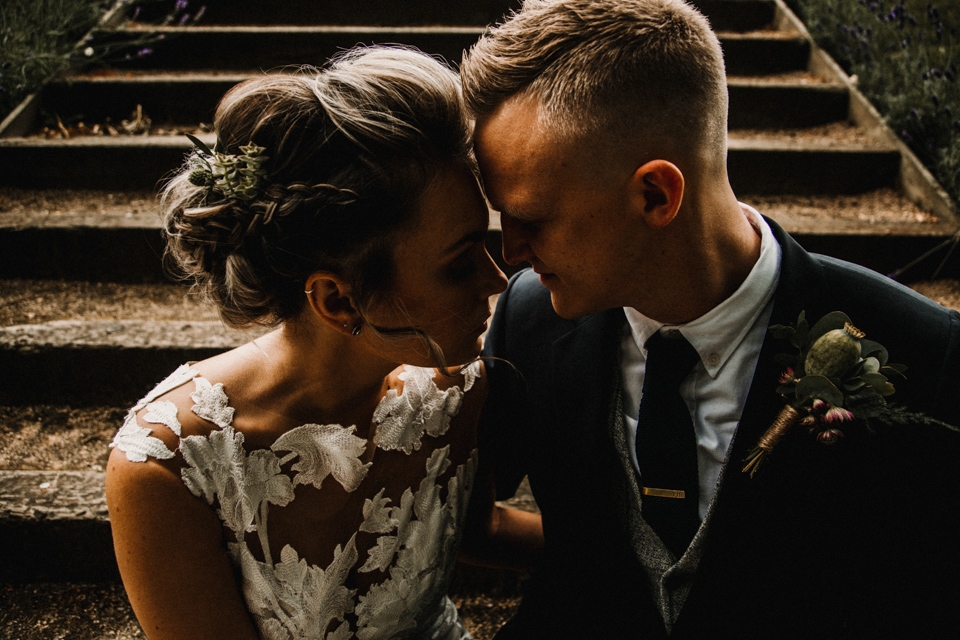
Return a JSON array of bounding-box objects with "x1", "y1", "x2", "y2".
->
[{"x1": 185, "y1": 134, "x2": 269, "y2": 202}]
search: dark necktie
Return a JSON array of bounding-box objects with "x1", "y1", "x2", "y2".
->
[{"x1": 636, "y1": 330, "x2": 702, "y2": 559}]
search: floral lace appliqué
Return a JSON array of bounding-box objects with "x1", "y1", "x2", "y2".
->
[
  {"x1": 181, "y1": 425, "x2": 295, "y2": 553},
  {"x1": 354, "y1": 446, "x2": 477, "y2": 639},
  {"x1": 232, "y1": 539, "x2": 359, "y2": 640},
  {"x1": 272, "y1": 424, "x2": 371, "y2": 492},
  {"x1": 374, "y1": 362, "x2": 479, "y2": 454},
  {"x1": 191, "y1": 377, "x2": 235, "y2": 428},
  {"x1": 112, "y1": 364, "x2": 198, "y2": 461}
]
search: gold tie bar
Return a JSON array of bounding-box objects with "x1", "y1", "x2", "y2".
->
[{"x1": 641, "y1": 487, "x2": 686, "y2": 499}]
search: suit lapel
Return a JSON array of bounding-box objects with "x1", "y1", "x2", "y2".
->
[
  {"x1": 550, "y1": 307, "x2": 626, "y2": 450},
  {"x1": 725, "y1": 217, "x2": 826, "y2": 468},
  {"x1": 675, "y1": 218, "x2": 832, "y2": 632}
]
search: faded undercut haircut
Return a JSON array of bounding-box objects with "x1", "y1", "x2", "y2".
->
[{"x1": 461, "y1": 0, "x2": 729, "y2": 161}]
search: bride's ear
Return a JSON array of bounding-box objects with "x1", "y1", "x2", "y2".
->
[{"x1": 303, "y1": 272, "x2": 362, "y2": 335}]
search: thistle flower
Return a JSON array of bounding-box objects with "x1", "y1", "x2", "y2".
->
[
  {"x1": 816, "y1": 429, "x2": 845, "y2": 445},
  {"x1": 823, "y1": 406, "x2": 855, "y2": 423}
]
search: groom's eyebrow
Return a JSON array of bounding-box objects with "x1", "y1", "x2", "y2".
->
[{"x1": 499, "y1": 204, "x2": 541, "y2": 222}]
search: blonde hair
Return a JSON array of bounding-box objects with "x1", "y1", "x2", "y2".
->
[
  {"x1": 162, "y1": 46, "x2": 471, "y2": 328},
  {"x1": 461, "y1": 0, "x2": 728, "y2": 160}
]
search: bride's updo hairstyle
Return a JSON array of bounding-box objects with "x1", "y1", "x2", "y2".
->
[{"x1": 161, "y1": 46, "x2": 472, "y2": 328}]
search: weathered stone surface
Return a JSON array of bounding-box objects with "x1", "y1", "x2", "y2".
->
[
  {"x1": 0, "y1": 471, "x2": 117, "y2": 581},
  {"x1": 0, "y1": 320, "x2": 264, "y2": 404},
  {"x1": 0, "y1": 470, "x2": 107, "y2": 521},
  {"x1": 0, "y1": 319, "x2": 251, "y2": 350}
]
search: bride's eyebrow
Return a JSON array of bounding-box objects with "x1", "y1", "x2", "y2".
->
[{"x1": 443, "y1": 230, "x2": 487, "y2": 257}]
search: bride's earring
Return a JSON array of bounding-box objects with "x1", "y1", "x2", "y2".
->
[{"x1": 351, "y1": 324, "x2": 363, "y2": 336}]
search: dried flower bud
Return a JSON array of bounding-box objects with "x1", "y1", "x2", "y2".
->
[
  {"x1": 817, "y1": 428, "x2": 845, "y2": 445},
  {"x1": 804, "y1": 323, "x2": 864, "y2": 378},
  {"x1": 823, "y1": 406, "x2": 855, "y2": 423}
]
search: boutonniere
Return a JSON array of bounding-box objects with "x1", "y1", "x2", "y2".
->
[{"x1": 741, "y1": 311, "x2": 907, "y2": 477}]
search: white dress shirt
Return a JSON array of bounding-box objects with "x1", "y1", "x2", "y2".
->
[{"x1": 621, "y1": 204, "x2": 781, "y2": 519}]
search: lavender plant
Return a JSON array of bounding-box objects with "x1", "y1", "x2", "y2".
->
[
  {"x1": 0, "y1": 0, "x2": 202, "y2": 122},
  {"x1": 792, "y1": 0, "x2": 960, "y2": 206}
]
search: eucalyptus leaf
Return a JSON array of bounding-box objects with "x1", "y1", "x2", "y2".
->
[
  {"x1": 770, "y1": 324, "x2": 795, "y2": 340},
  {"x1": 861, "y1": 372, "x2": 890, "y2": 389},
  {"x1": 843, "y1": 378, "x2": 867, "y2": 392},
  {"x1": 806, "y1": 311, "x2": 851, "y2": 347},
  {"x1": 859, "y1": 339, "x2": 888, "y2": 365},
  {"x1": 861, "y1": 356, "x2": 880, "y2": 374},
  {"x1": 881, "y1": 363, "x2": 908, "y2": 378},
  {"x1": 796, "y1": 375, "x2": 844, "y2": 407},
  {"x1": 795, "y1": 311, "x2": 810, "y2": 347}
]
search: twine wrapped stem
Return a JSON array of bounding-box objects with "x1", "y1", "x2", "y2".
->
[{"x1": 741, "y1": 404, "x2": 802, "y2": 478}]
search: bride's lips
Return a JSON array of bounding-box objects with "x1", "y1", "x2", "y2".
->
[{"x1": 472, "y1": 307, "x2": 493, "y2": 335}]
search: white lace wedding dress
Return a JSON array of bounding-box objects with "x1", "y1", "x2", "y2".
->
[{"x1": 112, "y1": 361, "x2": 482, "y2": 640}]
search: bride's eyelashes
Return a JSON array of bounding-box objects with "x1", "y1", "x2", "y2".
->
[{"x1": 444, "y1": 243, "x2": 485, "y2": 282}]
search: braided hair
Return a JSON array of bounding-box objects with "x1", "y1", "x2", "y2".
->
[{"x1": 162, "y1": 46, "x2": 472, "y2": 328}]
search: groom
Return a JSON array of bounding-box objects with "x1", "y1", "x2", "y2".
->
[{"x1": 463, "y1": 0, "x2": 960, "y2": 637}]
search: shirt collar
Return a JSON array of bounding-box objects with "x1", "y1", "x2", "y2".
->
[{"x1": 624, "y1": 203, "x2": 781, "y2": 377}]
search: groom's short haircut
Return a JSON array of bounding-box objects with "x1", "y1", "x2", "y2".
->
[{"x1": 461, "y1": 0, "x2": 729, "y2": 162}]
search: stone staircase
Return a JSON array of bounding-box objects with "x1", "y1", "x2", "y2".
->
[{"x1": 0, "y1": 0, "x2": 956, "y2": 637}]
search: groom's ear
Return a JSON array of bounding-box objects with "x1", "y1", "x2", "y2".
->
[
  {"x1": 628, "y1": 159, "x2": 685, "y2": 228},
  {"x1": 304, "y1": 271, "x2": 362, "y2": 335}
]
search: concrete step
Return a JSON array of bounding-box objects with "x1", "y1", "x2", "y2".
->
[
  {"x1": 0, "y1": 189, "x2": 165, "y2": 282},
  {"x1": 131, "y1": 0, "x2": 521, "y2": 27},
  {"x1": 0, "y1": 130, "x2": 901, "y2": 192},
  {"x1": 728, "y1": 73, "x2": 848, "y2": 129},
  {"x1": 94, "y1": 26, "x2": 489, "y2": 72},
  {"x1": 727, "y1": 133, "x2": 900, "y2": 196},
  {"x1": 126, "y1": 0, "x2": 775, "y2": 32},
  {"x1": 0, "y1": 320, "x2": 256, "y2": 405},
  {"x1": 718, "y1": 30, "x2": 810, "y2": 76},
  {"x1": 0, "y1": 471, "x2": 115, "y2": 582},
  {"x1": 18, "y1": 70, "x2": 847, "y2": 135},
  {"x1": 84, "y1": 26, "x2": 808, "y2": 77},
  {"x1": 743, "y1": 191, "x2": 960, "y2": 279}
]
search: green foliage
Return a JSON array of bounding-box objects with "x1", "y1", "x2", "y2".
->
[
  {"x1": 792, "y1": 0, "x2": 960, "y2": 207},
  {"x1": 0, "y1": 0, "x2": 115, "y2": 119},
  {"x1": 1, "y1": 0, "x2": 202, "y2": 123}
]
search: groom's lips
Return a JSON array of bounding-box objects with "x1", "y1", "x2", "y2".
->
[{"x1": 536, "y1": 269, "x2": 557, "y2": 286}]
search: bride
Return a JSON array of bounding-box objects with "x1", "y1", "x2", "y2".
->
[{"x1": 105, "y1": 46, "x2": 541, "y2": 639}]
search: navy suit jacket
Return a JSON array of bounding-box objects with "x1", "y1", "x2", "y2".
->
[{"x1": 481, "y1": 218, "x2": 960, "y2": 638}]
